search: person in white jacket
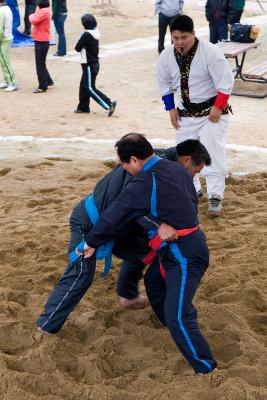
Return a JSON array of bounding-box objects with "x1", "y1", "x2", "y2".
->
[
  {"x1": 156, "y1": 15, "x2": 234, "y2": 216},
  {"x1": 155, "y1": 0, "x2": 184, "y2": 54},
  {"x1": 0, "y1": 0, "x2": 17, "y2": 91}
]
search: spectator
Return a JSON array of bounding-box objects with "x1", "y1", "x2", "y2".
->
[
  {"x1": 74, "y1": 13, "x2": 116, "y2": 116},
  {"x1": 52, "y1": 0, "x2": 67, "y2": 57},
  {"x1": 0, "y1": 0, "x2": 17, "y2": 91},
  {"x1": 29, "y1": 0, "x2": 54, "y2": 93},
  {"x1": 155, "y1": 0, "x2": 184, "y2": 54},
  {"x1": 24, "y1": 0, "x2": 36, "y2": 36},
  {"x1": 205, "y1": 0, "x2": 229, "y2": 43}
]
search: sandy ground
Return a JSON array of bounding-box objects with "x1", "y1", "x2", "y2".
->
[{"x1": 0, "y1": 1, "x2": 267, "y2": 399}]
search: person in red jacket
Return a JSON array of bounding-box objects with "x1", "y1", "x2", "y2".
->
[{"x1": 29, "y1": 0, "x2": 53, "y2": 93}]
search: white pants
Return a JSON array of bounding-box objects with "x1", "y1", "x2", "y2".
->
[{"x1": 175, "y1": 115, "x2": 229, "y2": 198}]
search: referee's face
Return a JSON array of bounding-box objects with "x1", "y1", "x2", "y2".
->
[{"x1": 171, "y1": 30, "x2": 195, "y2": 55}]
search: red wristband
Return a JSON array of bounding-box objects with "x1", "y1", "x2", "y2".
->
[{"x1": 214, "y1": 92, "x2": 230, "y2": 110}]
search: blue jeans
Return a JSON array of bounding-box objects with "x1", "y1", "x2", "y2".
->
[
  {"x1": 209, "y1": 20, "x2": 228, "y2": 44},
  {"x1": 54, "y1": 13, "x2": 67, "y2": 56}
]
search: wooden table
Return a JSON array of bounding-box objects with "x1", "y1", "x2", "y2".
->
[{"x1": 216, "y1": 41, "x2": 267, "y2": 98}]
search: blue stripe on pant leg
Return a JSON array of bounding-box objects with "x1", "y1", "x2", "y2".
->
[
  {"x1": 169, "y1": 242, "x2": 213, "y2": 372},
  {"x1": 87, "y1": 66, "x2": 110, "y2": 110}
]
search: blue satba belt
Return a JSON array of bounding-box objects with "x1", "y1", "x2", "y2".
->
[{"x1": 69, "y1": 194, "x2": 114, "y2": 277}]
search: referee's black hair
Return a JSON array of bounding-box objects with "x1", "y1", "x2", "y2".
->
[
  {"x1": 170, "y1": 15, "x2": 194, "y2": 33},
  {"x1": 115, "y1": 133, "x2": 153, "y2": 163},
  {"x1": 176, "y1": 140, "x2": 211, "y2": 166}
]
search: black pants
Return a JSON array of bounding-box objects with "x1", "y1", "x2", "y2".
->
[
  {"x1": 158, "y1": 12, "x2": 179, "y2": 54},
  {"x1": 77, "y1": 63, "x2": 111, "y2": 112},
  {"x1": 34, "y1": 41, "x2": 53, "y2": 90},
  {"x1": 24, "y1": 3, "x2": 36, "y2": 35}
]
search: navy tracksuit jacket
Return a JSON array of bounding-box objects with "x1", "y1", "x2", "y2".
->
[{"x1": 84, "y1": 156, "x2": 217, "y2": 374}]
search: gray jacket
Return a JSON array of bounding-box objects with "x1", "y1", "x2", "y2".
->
[{"x1": 155, "y1": 0, "x2": 183, "y2": 17}]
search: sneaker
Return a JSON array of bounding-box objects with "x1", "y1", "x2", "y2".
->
[
  {"x1": 0, "y1": 82, "x2": 8, "y2": 89},
  {"x1": 53, "y1": 53, "x2": 65, "y2": 57},
  {"x1": 208, "y1": 194, "x2": 223, "y2": 216},
  {"x1": 108, "y1": 100, "x2": 117, "y2": 117},
  {"x1": 33, "y1": 88, "x2": 46, "y2": 93},
  {"x1": 74, "y1": 109, "x2": 90, "y2": 113},
  {"x1": 4, "y1": 84, "x2": 18, "y2": 92},
  {"x1": 119, "y1": 295, "x2": 147, "y2": 308}
]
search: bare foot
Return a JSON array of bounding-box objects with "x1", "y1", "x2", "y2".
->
[
  {"x1": 37, "y1": 326, "x2": 52, "y2": 335},
  {"x1": 119, "y1": 295, "x2": 147, "y2": 308}
]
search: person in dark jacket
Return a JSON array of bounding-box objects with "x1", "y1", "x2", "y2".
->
[
  {"x1": 205, "y1": 0, "x2": 245, "y2": 43},
  {"x1": 205, "y1": 0, "x2": 230, "y2": 43},
  {"x1": 24, "y1": 0, "x2": 36, "y2": 35},
  {"x1": 74, "y1": 13, "x2": 116, "y2": 116},
  {"x1": 78, "y1": 133, "x2": 217, "y2": 375},
  {"x1": 36, "y1": 138, "x2": 211, "y2": 338},
  {"x1": 227, "y1": 0, "x2": 245, "y2": 24},
  {"x1": 52, "y1": 0, "x2": 67, "y2": 56}
]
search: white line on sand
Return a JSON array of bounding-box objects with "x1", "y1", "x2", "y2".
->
[{"x1": 1, "y1": 135, "x2": 267, "y2": 154}]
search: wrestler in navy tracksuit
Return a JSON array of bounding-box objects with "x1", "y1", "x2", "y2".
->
[
  {"x1": 84, "y1": 155, "x2": 217, "y2": 374},
  {"x1": 36, "y1": 164, "x2": 150, "y2": 333},
  {"x1": 37, "y1": 148, "x2": 179, "y2": 334}
]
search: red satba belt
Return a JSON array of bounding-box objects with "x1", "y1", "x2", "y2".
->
[{"x1": 142, "y1": 226, "x2": 199, "y2": 266}]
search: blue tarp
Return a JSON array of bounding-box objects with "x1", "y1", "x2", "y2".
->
[{"x1": 7, "y1": 0, "x2": 34, "y2": 47}]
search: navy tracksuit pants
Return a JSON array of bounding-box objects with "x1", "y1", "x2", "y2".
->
[
  {"x1": 37, "y1": 201, "x2": 96, "y2": 333},
  {"x1": 37, "y1": 201, "x2": 145, "y2": 333},
  {"x1": 144, "y1": 229, "x2": 217, "y2": 374},
  {"x1": 117, "y1": 260, "x2": 144, "y2": 299}
]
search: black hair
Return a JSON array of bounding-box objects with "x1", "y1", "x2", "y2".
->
[
  {"x1": 115, "y1": 133, "x2": 154, "y2": 163},
  {"x1": 176, "y1": 140, "x2": 211, "y2": 167},
  {"x1": 81, "y1": 13, "x2": 97, "y2": 30},
  {"x1": 170, "y1": 15, "x2": 194, "y2": 33},
  {"x1": 38, "y1": 0, "x2": 50, "y2": 8}
]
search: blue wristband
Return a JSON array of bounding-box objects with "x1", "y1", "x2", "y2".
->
[{"x1": 162, "y1": 93, "x2": 175, "y2": 111}]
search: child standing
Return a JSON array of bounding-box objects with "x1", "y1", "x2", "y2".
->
[
  {"x1": 0, "y1": 0, "x2": 17, "y2": 92},
  {"x1": 74, "y1": 13, "x2": 116, "y2": 116},
  {"x1": 29, "y1": 0, "x2": 54, "y2": 93}
]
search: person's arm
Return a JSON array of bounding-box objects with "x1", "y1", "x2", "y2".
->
[
  {"x1": 137, "y1": 215, "x2": 178, "y2": 241},
  {"x1": 29, "y1": 8, "x2": 45, "y2": 25},
  {"x1": 227, "y1": 0, "x2": 239, "y2": 24},
  {"x1": 155, "y1": 0, "x2": 161, "y2": 14},
  {"x1": 205, "y1": 0, "x2": 211, "y2": 21},
  {"x1": 75, "y1": 32, "x2": 91, "y2": 52},
  {"x1": 178, "y1": 0, "x2": 184, "y2": 14},
  {"x1": 52, "y1": 0, "x2": 59, "y2": 20},
  {"x1": 156, "y1": 53, "x2": 181, "y2": 129},
  {"x1": 206, "y1": 44, "x2": 234, "y2": 122},
  {"x1": 84, "y1": 178, "x2": 150, "y2": 248}
]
